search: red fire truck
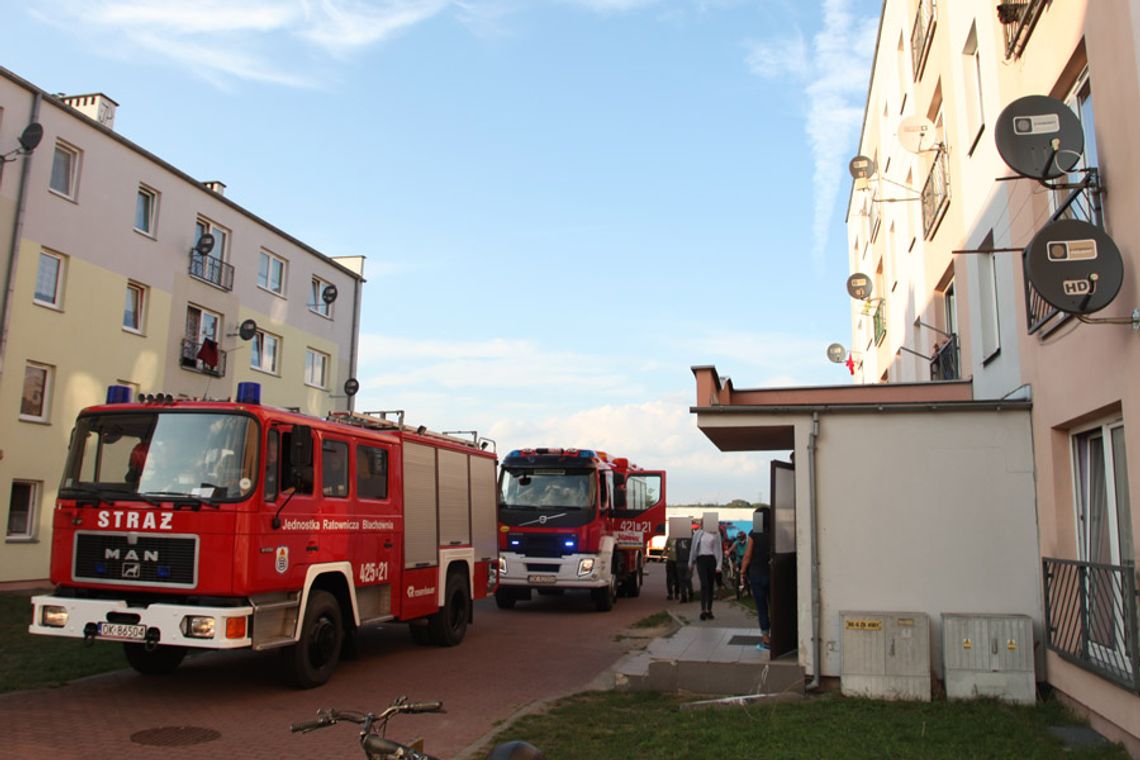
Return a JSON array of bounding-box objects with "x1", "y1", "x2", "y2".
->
[
  {"x1": 495, "y1": 447, "x2": 666, "y2": 611},
  {"x1": 28, "y1": 383, "x2": 499, "y2": 688}
]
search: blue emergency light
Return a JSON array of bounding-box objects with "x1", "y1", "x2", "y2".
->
[
  {"x1": 105, "y1": 385, "x2": 132, "y2": 404},
  {"x1": 236, "y1": 382, "x2": 261, "y2": 404}
]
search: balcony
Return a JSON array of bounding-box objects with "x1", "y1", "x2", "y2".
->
[
  {"x1": 929, "y1": 333, "x2": 959, "y2": 380},
  {"x1": 1044, "y1": 558, "x2": 1140, "y2": 693},
  {"x1": 910, "y1": 0, "x2": 936, "y2": 79},
  {"x1": 998, "y1": 0, "x2": 1047, "y2": 60},
  {"x1": 180, "y1": 337, "x2": 227, "y2": 378},
  {"x1": 872, "y1": 301, "x2": 886, "y2": 346},
  {"x1": 921, "y1": 148, "x2": 950, "y2": 240},
  {"x1": 188, "y1": 252, "x2": 234, "y2": 291}
]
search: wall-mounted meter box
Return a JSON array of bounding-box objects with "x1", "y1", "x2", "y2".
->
[
  {"x1": 840, "y1": 611, "x2": 931, "y2": 701},
  {"x1": 942, "y1": 613, "x2": 1035, "y2": 705}
]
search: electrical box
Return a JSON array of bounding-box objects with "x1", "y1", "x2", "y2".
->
[
  {"x1": 840, "y1": 611, "x2": 931, "y2": 701},
  {"x1": 942, "y1": 613, "x2": 1035, "y2": 704}
]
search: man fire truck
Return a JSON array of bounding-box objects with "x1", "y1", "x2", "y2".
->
[
  {"x1": 495, "y1": 447, "x2": 666, "y2": 611},
  {"x1": 29, "y1": 383, "x2": 498, "y2": 688}
]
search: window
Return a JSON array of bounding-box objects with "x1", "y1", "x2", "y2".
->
[
  {"x1": 961, "y1": 23, "x2": 985, "y2": 153},
  {"x1": 1054, "y1": 68, "x2": 1098, "y2": 223},
  {"x1": 305, "y1": 348, "x2": 329, "y2": 388},
  {"x1": 190, "y1": 218, "x2": 233, "y2": 290},
  {"x1": 357, "y1": 445, "x2": 389, "y2": 500},
  {"x1": 322, "y1": 439, "x2": 349, "y2": 498},
  {"x1": 34, "y1": 251, "x2": 64, "y2": 308},
  {"x1": 135, "y1": 185, "x2": 158, "y2": 235},
  {"x1": 49, "y1": 141, "x2": 80, "y2": 198},
  {"x1": 123, "y1": 282, "x2": 146, "y2": 333},
  {"x1": 182, "y1": 304, "x2": 224, "y2": 375},
  {"x1": 258, "y1": 250, "x2": 287, "y2": 296},
  {"x1": 264, "y1": 430, "x2": 279, "y2": 503},
  {"x1": 251, "y1": 330, "x2": 280, "y2": 375},
  {"x1": 977, "y1": 233, "x2": 1001, "y2": 362},
  {"x1": 20, "y1": 362, "x2": 52, "y2": 422},
  {"x1": 310, "y1": 276, "x2": 333, "y2": 317},
  {"x1": 1073, "y1": 420, "x2": 1132, "y2": 567},
  {"x1": 7, "y1": 480, "x2": 40, "y2": 540}
]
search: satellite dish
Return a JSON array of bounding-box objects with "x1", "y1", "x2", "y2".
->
[
  {"x1": 238, "y1": 319, "x2": 258, "y2": 341},
  {"x1": 995, "y1": 95, "x2": 1084, "y2": 180},
  {"x1": 897, "y1": 115, "x2": 936, "y2": 154},
  {"x1": 194, "y1": 233, "x2": 216, "y2": 256},
  {"x1": 343, "y1": 378, "x2": 360, "y2": 397},
  {"x1": 1025, "y1": 219, "x2": 1123, "y2": 314},
  {"x1": 322, "y1": 284, "x2": 339, "y2": 305},
  {"x1": 826, "y1": 343, "x2": 847, "y2": 363},
  {"x1": 18, "y1": 123, "x2": 44, "y2": 152},
  {"x1": 846, "y1": 273, "x2": 872, "y2": 301},
  {"x1": 848, "y1": 155, "x2": 876, "y2": 180}
]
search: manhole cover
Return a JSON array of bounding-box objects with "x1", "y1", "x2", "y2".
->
[
  {"x1": 130, "y1": 726, "x2": 221, "y2": 747},
  {"x1": 728, "y1": 635, "x2": 763, "y2": 646}
]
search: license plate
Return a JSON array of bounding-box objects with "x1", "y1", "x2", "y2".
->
[
  {"x1": 97, "y1": 622, "x2": 147, "y2": 641},
  {"x1": 528, "y1": 574, "x2": 557, "y2": 585}
]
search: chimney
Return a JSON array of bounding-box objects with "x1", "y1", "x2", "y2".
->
[
  {"x1": 60, "y1": 93, "x2": 118, "y2": 130},
  {"x1": 203, "y1": 181, "x2": 227, "y2": 196}
]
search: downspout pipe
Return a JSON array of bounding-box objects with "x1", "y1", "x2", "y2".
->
[
  {"x1": 807, "y1": 411, "x2": 822, "y2": 690},
  {"x1": 348, "y1": 272, "x2": 362, "y2": 413},
  {"x1": 0, "y1": 91, "x2": 42, "y2": 373}
]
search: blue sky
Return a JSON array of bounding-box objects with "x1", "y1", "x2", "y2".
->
[{"x1": 8, "y1": 0, "x2": 881, "y2": 503}]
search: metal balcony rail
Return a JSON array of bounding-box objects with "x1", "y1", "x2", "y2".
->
[
  {"x1": 1043, "y1": 557, "x2": 1140, "y2": 694},
  {"x1": 929, "y1": 333, "x2": 959, "y2": 380},
  {"x1": 921, "y1": 147, "x2": 950, "y2": 240},
  {"x1": 998, "y1": 0, "x2": 1047, "y2": 60},
  {"x1": 188, "y1": 252, "x2": 235, "y2": 291},
  {"x1": 180, "y1": 337, "x2": 227, "y2": 378},
  {"x1": 873, "y1": 301, "x2": 886, "y2": 346},
  {"x1": 910, "y1": 0, "x2": 936, "y2": 79}
]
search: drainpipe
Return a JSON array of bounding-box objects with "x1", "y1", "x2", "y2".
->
[
  {"x1": 807, "y1": 411, "x2": 822, "y2": 690},
  {"x1": 0, "y1": 92, "x2": 42, "y2": 373},
  {"x1": 348, "y1": 272, "x2": 362, "y2": 413}
]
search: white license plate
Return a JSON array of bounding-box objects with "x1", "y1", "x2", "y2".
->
[
  {"x1": 97, "y1": 622, "x2": 147, "y2": 641},
  {"x1": 528, "y1": 574, "x2": 557, "y2": 585}
]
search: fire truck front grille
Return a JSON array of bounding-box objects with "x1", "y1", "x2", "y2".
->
[
  {"x1": 73, "y1": 532, "x2": 199, "y2": 588},
  {"x1": 517, "y1": 534, "x2": 574, "y2": 558}
]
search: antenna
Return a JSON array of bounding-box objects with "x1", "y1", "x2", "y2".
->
[
  {"x1": 1024, "y1": 219, "x2": 1123, "y2": 315},
  {"x1": 846, "y1": 273, "x2": 873, "y2": 301},
  {"x1": 897, "y1": 115, "x2": 937, "y2": 154},
  {"x1": 826, "y1": 343, "x2": 847, "y2": 363},
  {"x1": 995, "y1": 95, "x2": 1084, "y2": 181},
  {"x1": 192, "y1": 233, "x2": 216, "y2": 256}
]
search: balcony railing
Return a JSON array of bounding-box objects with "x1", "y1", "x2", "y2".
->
[
  {"x1": 180, "y1": 338, "x2": 227, "y2": 378},
  {"x1": 929, "y1": 333, "x2": 959, "y2": 380},
  {"x1": 910, "y1": 0, "x2": 936, "y2": 79},
  {"x1": 188, "y1": 252, "x2": 234, "y2": 291},
  {"x1": 999, "y1": 0, "x2": 1047, "y2": 60},
  {"x1": 873, "y1": 301, "x2": 886, "y2": 346},
  {"x1": 921, "y1": 147, "x2": 950, "y2": 240},
  {"x1": 1043, "y1": 558, "x2": 1140, "y2": 694}
]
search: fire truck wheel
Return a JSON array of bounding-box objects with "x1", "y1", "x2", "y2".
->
[
  {"x1": 428, "y1": 571, "x2": 470, "y2": 646},
  {"x1": 494, "y1": 588, "x2": 517, "y2": 609},
  {"x1": 627, "y1": 555, "x2": 644, "y2": 598},
  {"x1": 409, "y1": 623, "x2": 432, "y2": 645},
  {"x1": 286, "y1": 589, "x2": 343, "y2": 688},
  {"x1": 124, "y1": 643, "x2": 187, "y2": 675},
  {"x1": 591, "y1": 568, "x2": 617, "y2": 612}
]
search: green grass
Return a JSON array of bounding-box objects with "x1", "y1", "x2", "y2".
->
[
  {"x1": 0, "y1": 592, "x2": 127, "y2": 693},
  {"x1": 481, "y1": 690, "x2": 1130, "y2": 760},
  {"x1": 630, "y1": 611, "x2": 672, "y2": 629}
]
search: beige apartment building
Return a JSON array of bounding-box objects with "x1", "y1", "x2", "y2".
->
[
  {"x1": 693, "y1": 1, "x2": 1138, "y2": 753},
  {"x1": 0, "y1": 66, "x2": 365, "y2": 583}
]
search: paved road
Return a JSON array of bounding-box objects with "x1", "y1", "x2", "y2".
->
[{"x1": 6, "y1": 564, "x2": 676, "y2": 760}]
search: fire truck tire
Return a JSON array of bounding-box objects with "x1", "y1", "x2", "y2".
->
[
  {"x1": 428, "y1": 571, "x2": 470, "y2": 646},
  {"x1": 124, "y1": 643, "x2": 187, "y2": 675},
  {"x1": 285, "y1": 589, "x2": 343, "y2": 688},
  {"x1": 592, "y1": 567, "x2": 617, "y2": 612},
  {"x1": 495, "y1": 588, "x2": 518, "y2": 609},
  {"x1": 409, "y1": 623, "x2": 432, "y2": 645}
]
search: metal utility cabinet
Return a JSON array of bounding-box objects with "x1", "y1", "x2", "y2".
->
[
  {"x1": 840, "y1": 611, "x2": 931, "y2": 701},
  {"x1": 942, "y1": 613, "x2": 1036, "y2": 704}
]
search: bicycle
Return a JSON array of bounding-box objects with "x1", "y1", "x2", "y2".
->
[{"x1": 291, "y1": 695, "x2": 444, "y2": 760}]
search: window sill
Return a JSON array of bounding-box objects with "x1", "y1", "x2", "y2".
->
[
  {"x1": 308, "y1": 309, "x2": 334, "y2": 321},
  {"x1": 966, "y1": 123, "x2": 985, "y2": 157},
  {"x1": 5, "y1": 536, "x2": 39, "y2": 544},
  {"x1": 251, "y1": 366, "x2": 280, "y2": 378},
  {"x1": 304, "y1": 382, "x2": 328, "y2": 391},
  {"x1": 133, "y1": 227, "x2": 157, "y2": 241},
  {"x1": 257, "y1": 285, "x2": 288, "y2": 300},
  {"x1": 33, "y1": 300, "x2": 63, "y2": 312},
  {"x1": 18, "y1": 416, "x2": 51, "y2": 425},
  {"x1": 122, "y1": 326, "x2": 146, "y2": 337},
  {"x1": 48, "y1": 188, "x2": 78, "y2": 204},
  {"x1": 981, "y1": 347, "x2": 1001, "y2": 367}
]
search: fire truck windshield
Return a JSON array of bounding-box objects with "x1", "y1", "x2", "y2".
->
[
  {"x1": 60, "y1": 411, "x2": 259, "y2": 502},
  {"x1": 498, "y1": 467, "x2": 595, "y2": 510}
]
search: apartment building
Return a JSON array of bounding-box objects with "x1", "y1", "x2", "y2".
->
[
  {"x1": 0, "y1": 66, "x2": 365, "y2": 583},
  {"x1": 843, "y1": 0, "x2": 1138, "y2": 751}
]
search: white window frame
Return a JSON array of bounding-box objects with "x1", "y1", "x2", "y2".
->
[
  {"x1": 977, "y1": 236, "x2": 1000, "y2": 362},
  {"x1": 305, "y1": 348, "x2": 329, "y2": 389},
  {"x1": 123, "y1": 281, "x2": 146, "y2": 334},
  {"x1": 6, "y1": 480, "x2": 41, "y2": 541},
  {"x1": 34, "y1": 250, "x2": 65, "y2": 309},
  {"x1": 961, "y1": 23, "x2": 985, "y2": 154},
  {"x1": 258, "y1": 250, "x2": 288, "y2": 296},
  {"x1": 1052, "y1": 67, "x2": 1097, "y2": 222},
  {"x1": 49, "y1": 140, "x2": 80, "y2": 199},
  {"x1": 251, "y1": 330, "x2": 281, "y2": 375},
  {"x1": 310, "y1": 276, "x2": 333, "y2": 318},
  {"x1": 135, "y1": 184, "x2": 158, "y2": 236},
  {"x1": 20, "y1": 361, "x2": 53, "y2": 423}
]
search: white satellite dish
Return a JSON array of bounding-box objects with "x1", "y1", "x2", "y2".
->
[{"x1": 898, "y1": 115, "x2": 936, "y2": 154}]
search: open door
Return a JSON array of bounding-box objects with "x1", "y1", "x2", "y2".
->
[{"x1": 769, "y1": 460, "x2": 797, "y2": 657}]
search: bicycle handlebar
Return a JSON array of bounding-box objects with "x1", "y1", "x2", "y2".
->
[{"x1": 401, "y1": 701, "x2": 444, "y2": 714}]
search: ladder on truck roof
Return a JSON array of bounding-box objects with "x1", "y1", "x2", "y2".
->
[{"x1": 326, "y1": 410, "x2": 494, "y2": 452}]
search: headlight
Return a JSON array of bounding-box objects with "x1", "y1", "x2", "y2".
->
[
  {"x1": 183, "y1": 615, "x2": 216, "y2": 639},
  {"x1": 41, "y1": 605, "x2": 68, "y2": 628},
  {"x1": 577, "y1": 558, "x2": 595, "y2": 577},
  {"x1": 498, "y1": 557, "x2": 507, "y2": 575}
]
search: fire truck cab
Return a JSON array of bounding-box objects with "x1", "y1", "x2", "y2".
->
[{"x1": 29, "y1": 383, "x2": 498, "y2": 688}]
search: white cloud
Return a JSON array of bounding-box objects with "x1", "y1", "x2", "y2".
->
[{"x1": 298, "y1": 0, "x2": 451, "y2": 54}]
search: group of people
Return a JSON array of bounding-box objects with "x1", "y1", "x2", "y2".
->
[{"x1": 662, "y1": 510, "x2": 771, "y2": 650}]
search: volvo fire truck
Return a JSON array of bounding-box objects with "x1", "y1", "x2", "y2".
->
[
  {"x1": 29, "y1": 383, "x2": 499, "y2": 688},
  {"x1": 495, "y1": 447, "x2": 666, "y2": 611}
]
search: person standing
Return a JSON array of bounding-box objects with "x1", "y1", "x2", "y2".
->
[
  {"x1": 689, "y1": 514, "x2": 723, "y2": 620},
  {"x1": 739, "y1": 508, "x2": 772, "y2": 649}
]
